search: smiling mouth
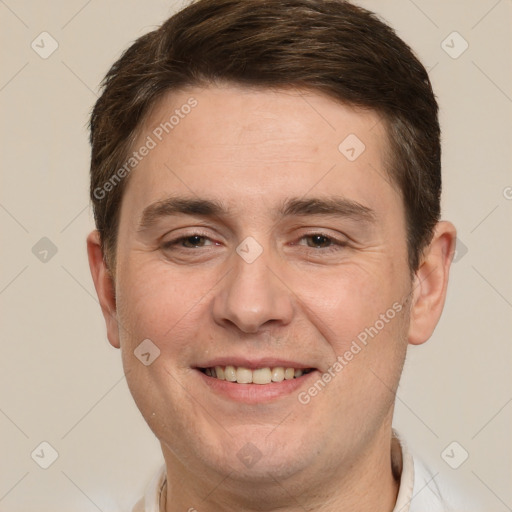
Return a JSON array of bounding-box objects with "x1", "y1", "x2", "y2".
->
[{"x1": 198, "y1": 366, "x2": 315, "y2": 385}]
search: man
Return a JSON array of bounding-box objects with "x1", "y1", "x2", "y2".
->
[{"x1": 86, "y1": 1, "x2": 475, "y2": 510}]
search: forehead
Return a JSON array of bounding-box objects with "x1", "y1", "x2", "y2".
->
[
  {"x1": 122, "y1": 84, "x2": 399, "y2": 220},
  {"x1": 142, "y1": 84, "x2": 387, "y2": 159}
]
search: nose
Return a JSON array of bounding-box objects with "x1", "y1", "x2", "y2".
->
[{"x1": 212, "y1": 246, "x2": 294, "y2": 334}]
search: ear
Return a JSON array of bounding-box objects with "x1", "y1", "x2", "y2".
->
[
  {"x1": 87, "y1": 230, "x2": 121, "y2": 349},
  {"x1": 407, "y1": 221, "x2": 457, "y2": 345}
]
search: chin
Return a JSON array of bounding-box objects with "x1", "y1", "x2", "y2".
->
[
  {"x1": 220, "y1": 427, "x2": 317, "y2": 481},
  {"x1": 215, "y1": 451, "x2": 311, "y2": 483}
]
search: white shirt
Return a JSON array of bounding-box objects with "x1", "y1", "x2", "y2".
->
[{"x1": 132, "y1": 432, "x2": 478, "y2": 512}]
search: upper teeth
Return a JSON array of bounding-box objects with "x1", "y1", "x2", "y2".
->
[{"x1": 203, "y1": 366, "x2": 308, "y2": 384}]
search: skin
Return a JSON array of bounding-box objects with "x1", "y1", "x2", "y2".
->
[{"x1": 87, "y1": 84, "x2": 456, "y2": 512}]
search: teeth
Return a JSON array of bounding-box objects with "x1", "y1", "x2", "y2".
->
[
  {"x1": 215, "y1": 366, "x2": 225, "y2": 380},
  {"x1": 203, "y1": 365, "x2": 310, "y2": 384},
  {"x1": 271, "y1": 367, "x2": 284, "y2": 382},
  {"x1": 236, "y1": 367, "x2": 253, "y2": 384},
  {"x1": 253, "y1": 367, "x2": 272, "y2": 384},
  {"x1": 224, "y1": 365, "x2": 237, "y2": 382},
  {"x1": 284, "y1": 368, "x2": 295, "y2": 380}
]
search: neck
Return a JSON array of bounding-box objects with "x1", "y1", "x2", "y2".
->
[{"x1": 161, "y1": 425, "x2": 400, "y2": 512}]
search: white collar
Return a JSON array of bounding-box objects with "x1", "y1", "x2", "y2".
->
[{"x1": 391, "y1": 430, "x2": 417, "y2": 512}]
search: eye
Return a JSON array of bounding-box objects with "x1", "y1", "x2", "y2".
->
[
  {"x1": 295, "y1": 233, "x2": 348, "y2": 253},
  {"x1": 304, "y1": 234, "x2": 333, "y2": 248},
  {"x1": 160, "y1": 231, "x2": 348, "y2": 255},
  {"x1": 162, "y1": 233, "x2": 217, "y2": 250}
]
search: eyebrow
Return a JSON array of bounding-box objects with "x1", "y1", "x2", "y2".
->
[{"x1": 137, "y1": 195, "x2": 376, "y2": 232}]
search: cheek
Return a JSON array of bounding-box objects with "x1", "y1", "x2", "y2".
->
[
  {"x1": 296, "y1": 262, "x2": 407, "y2": 349},
  {"x1": 114, "y1": 262, "x2": 209, "y2": 439},
  {"x1": 114, "y1": 259, "x2": 215, "y2": 363},
  {"x1": 301, "y1": 267, "x2": 410, "y2": 407}
]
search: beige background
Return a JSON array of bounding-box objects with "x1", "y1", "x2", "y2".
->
[{"x1": 1, "y1": 0, "x2": 511, "y2": 510}]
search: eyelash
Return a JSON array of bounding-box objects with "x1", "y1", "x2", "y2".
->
[{"x1": 161, "y1": 232, "x2": 348, "y2": 253}]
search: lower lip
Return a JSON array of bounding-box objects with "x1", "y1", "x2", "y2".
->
[{"x1": 196, "y1": 369, "x2": 318, "y2": 404}]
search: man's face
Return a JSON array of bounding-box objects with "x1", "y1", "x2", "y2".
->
[{"x1": 111, "y1": 85, "x2": 413, "y2": 482}]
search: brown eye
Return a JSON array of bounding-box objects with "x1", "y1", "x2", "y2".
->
[
  {"x1": 293, "y1": 232, "x2": 349, "y2": 254},
  {"x1": 306, "y1": 234, "x2": 333, "y2": 248},
  {"x1": 162, "y1": 233, "x2": 216, "y2": 250},
  {"x1": 181, "y1": 235, "x2": 207, "y2": 248}
]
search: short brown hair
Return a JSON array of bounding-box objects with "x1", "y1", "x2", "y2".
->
[{"x1": 89, "y1": 0, "x2": 441, "y2": 272}]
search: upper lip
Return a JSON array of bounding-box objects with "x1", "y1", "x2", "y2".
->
[{"x1": 195, "y1": 358, "x2": 316, "y2": 370}]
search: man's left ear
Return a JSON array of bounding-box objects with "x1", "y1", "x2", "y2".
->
[{"x1": 407, "y1": 221, "x2": 457, "y2": 345}]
